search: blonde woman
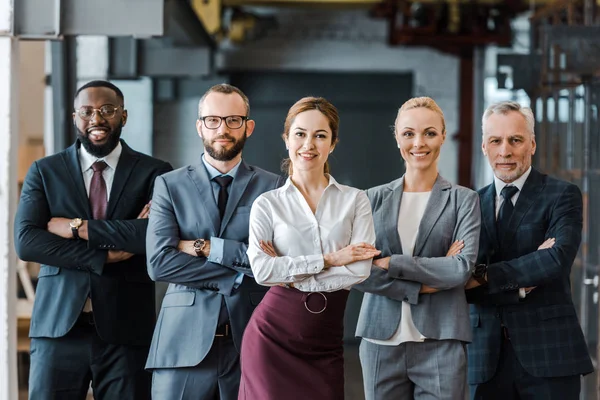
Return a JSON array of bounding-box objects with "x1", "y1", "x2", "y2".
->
[{"x1": 355, "y1": 97, "x2": 481, "y2": 400}]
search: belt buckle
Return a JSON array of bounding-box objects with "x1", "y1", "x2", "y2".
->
[
  {"x1": 304, "y1": 292, "x2": 327, "y2": 314},
  {"x1": 215, "y1": 324, "x2": 229, "y2": 337}
]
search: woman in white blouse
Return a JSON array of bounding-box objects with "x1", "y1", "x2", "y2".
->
[
  {"x1": 238, "y1": 97, "x2": 379, "y2": 400},
  {"x1": 354, "y1": 97, "x2": 481, "y2": 400}
]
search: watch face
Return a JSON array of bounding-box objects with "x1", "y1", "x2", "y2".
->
[
  {"x1": 70, "y1": 218, "x2": 82, "y2": 228},
  {"x1": 193, "y1": 239, "x2": 205, "y2": 250},
  {"x1": 473, "y1": 264, "x2": 487, "y2": 278}
]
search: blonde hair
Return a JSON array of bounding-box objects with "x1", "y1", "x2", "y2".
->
[
  {"x1": 395, "y1": 96, "x2": 446, "y2": 135},
  {"x1": 281, "y1": 97, "x2": 339, "y2": 176}
]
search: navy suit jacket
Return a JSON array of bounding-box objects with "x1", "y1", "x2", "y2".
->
[
  {"x1": 14, "y1": 140, "x2": 173, "y2": 346},
  {"x1": 145, "y1": 159, "x2": 284, "y2": 369},
  {"x1": 467, "y1": 168, "x2": 593, "y2": 384}
]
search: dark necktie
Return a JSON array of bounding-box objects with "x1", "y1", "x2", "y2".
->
[
  {"x1": 90, "y1": 161, "x2": 108, "y2": 220},
  {"x1": 214, "y1": 175, "x2": 234, "y2": 220},
  {"x1": 496, "y1": 185, "x2": 519, "y2": 241}
]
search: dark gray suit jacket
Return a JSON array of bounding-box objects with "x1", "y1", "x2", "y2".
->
[
  {"x1": 467, "y1": 168, "x2": 594, "y2": 383},
  {"x1": 356, "y1": 175, "x2": 480, "y2": 343},
  {"x1": 14, "y1": 140, "x2": 172, "y2": 346},
  {"x1": 145, "y1": 159, "x2": 284, "y2": 369}
]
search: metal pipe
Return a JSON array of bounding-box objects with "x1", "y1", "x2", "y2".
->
[{"x1": 566, "y1": 89, "x2": 575, "y2": 170}]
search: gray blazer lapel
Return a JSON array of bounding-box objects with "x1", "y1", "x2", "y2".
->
[
  {"x1": 220, "y1": 161, "x2": 255, "y2": 236},
  {"x1": 385, "y1": 177, "x2": 404, "y2": 254},
  {"x1": 502, "y1": 169, "x2": 544, "y2": 247},
  {"x1": 62, "y1": 142, "x2": 92, "y2": 219},
  {"x1": 413, "y1": 175, "x2": 451, "y2": 256},
  {"x1": 187, "y1": 163, "x2": 220, "y2": 236}
]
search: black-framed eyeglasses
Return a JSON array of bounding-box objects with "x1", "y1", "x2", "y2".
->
[
  {"x1": 200, "y1": 115, "x2": 248, "y2": 129},
  {"x1": 75, "y1": 105, "x2": 122, "y2": 121}
]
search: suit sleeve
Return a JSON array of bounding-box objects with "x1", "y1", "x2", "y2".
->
[
  {"x1": 486, "y1": 184, "x2": 582, "y2": 293},
  {"x1": 388, "y1": 190, "x2": 481, "y2": 289},
  {"x1": 86, "y1": 161, "x2": 173, "y2": 254},
  {"x1": 14, "y1": 162, "x2": 107, "y2": 275},
  {"x1": 146, "y1": 174, "x2": 238, "y2": 295}
]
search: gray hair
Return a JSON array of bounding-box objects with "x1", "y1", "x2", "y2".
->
[
  {"x1": 197, "y1": 83, "x2": 250, "y2": 118},
  {"x1": 482, "y1": 101, "x2": 535, "y2": 137}
]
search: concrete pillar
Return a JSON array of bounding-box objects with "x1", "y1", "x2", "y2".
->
[{"x1": 0, "y1": 34, "x2": 20, "y2": 400}]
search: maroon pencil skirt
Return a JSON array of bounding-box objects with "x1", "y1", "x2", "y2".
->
[{"x1": 238, "y1": 285, "x2": 349, "y2": 400}]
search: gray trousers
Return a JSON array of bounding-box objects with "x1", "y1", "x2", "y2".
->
[
  {"x1": 151, "y1": 336, "x2": 239, "y2": 400},
  {"x1": 359, "y1": 339, "x2": 467, "y2": 400}
]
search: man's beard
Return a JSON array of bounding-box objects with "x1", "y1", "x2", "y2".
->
[
  {"x1": 75, "y1": 122, "x2": 123, "y2": 158},
  {"x1": 203, "y1": 131, "x2": 247, "y2": 161}
]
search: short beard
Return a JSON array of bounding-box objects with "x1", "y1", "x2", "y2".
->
[
  {"x1": 203, "y1": 130, "x2": 247, "y2": 161},
  {"x1": 75, "y1": 122, "x2": 123, "y2": 158}
]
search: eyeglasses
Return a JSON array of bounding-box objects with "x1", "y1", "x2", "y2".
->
[
  {"x1": 75, "y1": 105, "x2": 122, "y2": 121},
  {"x1": 200, "y1": 115, "x2": 248, "y2": 130}
]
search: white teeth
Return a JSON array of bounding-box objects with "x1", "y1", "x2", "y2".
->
[{"x1": 412, "y1": 153, "x2": 428, "y2": 157}]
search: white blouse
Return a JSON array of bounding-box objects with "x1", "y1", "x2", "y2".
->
[{"x1": 247, "y1": 175, "x2": 375, "y2": 292}]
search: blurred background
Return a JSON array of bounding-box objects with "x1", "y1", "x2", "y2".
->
[{"x1": 1, "y1": 0, "x2": 599, "y2": 398}]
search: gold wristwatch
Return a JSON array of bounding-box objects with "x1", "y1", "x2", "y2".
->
[{"x1": 70, "y1": 218, "x2": 83, "y2": 240}]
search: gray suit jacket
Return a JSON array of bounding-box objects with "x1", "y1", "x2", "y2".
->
[
  {"x1": 355, "y1": 175, "x2": 480, "y2": 342},
  {"x1": 145, "y1": 159, "x2": 284, "y2": 369}
]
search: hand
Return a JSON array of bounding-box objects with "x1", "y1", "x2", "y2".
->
[
  {"x1": 323, "y1": 243, "x2": 381, "y2": 268},
  {"x1": 373, "y1": 257, "x2": 390, "y2": 271},
  {"x1": 420, "y1": 284, "x2": 438, "y2": 294},
  {"x1": 446, "y1": 240, "x2": 464, "y2": 257},
  {"x1": 47, "y1": 217, "x2": 74, "y2": 239},
  {"x1": 260, "y1": 240, "x2": 278, "y2": 257},
  {"x1": 464, "y1": 277, "x2": 482, "y2": 290},
  {"x1": 538, "y1": 237, "x2": 555, "y2": 250},
  {"x1": 106, "y1": 250, "x2": 134, "y2": 263},
  {"x1": 137, "y1": 202, "x2": 151, "y2": 219}
]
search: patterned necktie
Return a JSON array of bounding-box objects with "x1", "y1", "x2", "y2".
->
[
  {"x1": 214, "y1": 175, "x2": 234, "y2": 219},
  {"x1": 90, "y1": 161, "x2": 108, "y2": 220},
  {"x1": 496, "y1": 185, "x2": 519, "y2": 241}
]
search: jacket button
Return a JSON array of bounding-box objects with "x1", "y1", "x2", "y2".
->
[{"x1": 403, "y1": 296, "x2": 409, "y2": 301}]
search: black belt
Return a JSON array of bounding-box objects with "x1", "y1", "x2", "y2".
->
[
  {"x1": 76, "y1": 311, "x2": 95, "y2": 326},
  {"x1": 215, "y1": 323, "x2": 230, "y2": 337}
]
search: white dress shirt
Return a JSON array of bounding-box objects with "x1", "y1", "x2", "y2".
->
[
  {"x1": 365, "y1": 191, "x2": 431, "y2": 346},
  {"x1": 78, "y1": 142, "x2": 122, "y2": 311},
  {"x1": 247, "y1": 175, "x2": 375, "y2": 292},
  {"x1": 79, "y1": 141, "x2": 122, "y2": 201}
]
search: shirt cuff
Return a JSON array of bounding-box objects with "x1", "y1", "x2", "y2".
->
[
  {"x1": 519, "y1": 288, "x2": 526, "y2": 299},
  {"x1": 207, "y1": 237, "x2": 225, "y2": 264}
]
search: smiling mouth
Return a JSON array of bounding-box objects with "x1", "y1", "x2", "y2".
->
[
  {"x1": 410, "y1": 151, "x2": 430, "y2": 158},
  {"x1": 298, "y1": 153, "x2": 317, "y2": 160},
  {"x1": 87, "y1": 127, "x2": 109, "y2": 141}
]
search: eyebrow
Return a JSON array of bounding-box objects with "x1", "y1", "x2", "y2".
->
[
  {"x1": 400, "y1": 126, "x2": 438, "y2": 131},
  {"x1": 293, "y1": 127, "x2": 329, "y2": 134}
]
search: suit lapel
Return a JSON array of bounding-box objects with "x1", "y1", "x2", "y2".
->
[
  {"x1": 413, "y1": 175, "x2": 451, "y2": 256},
  {"x1": 187, "y1": 163, "x2": 220, "y2": 236},
  {"x1": 219, "y1": 161, "x2": 255, "y2": 236},
  {"x1": 481, "y1": 183, "x2": 497, "y2": 246},
  {"x1": 501, "y1": 168, "x2": 544, "y2": 247},
  {"x1": 106, "y1": 141, "x2": 140, "y2": 219},
  {"x1": 62, "y1": 142, "x2": 92, "y2": 219},
  {"x1": 385, "y1": 177, "x2": 404, "y2": 255}
]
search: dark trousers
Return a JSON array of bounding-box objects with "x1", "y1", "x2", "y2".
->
[
  {"x1": 29, "y1": 315, "x2": 151, "y2": 400},
  {"x1": 151, "y1": 335, "x2": 239, "y2": 400},
  {"x1": 471, "y1": 334, "x2": 581, "y2": 400}
]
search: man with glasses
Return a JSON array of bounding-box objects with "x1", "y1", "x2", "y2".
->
[
  {"x1": 14, "y1": 80, "x2": 172, "y2": 399},
  {"x1": 145, "y1": 83, "x2": 284, "y2": 399}
]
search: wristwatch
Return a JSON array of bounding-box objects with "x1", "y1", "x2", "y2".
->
[
  {"x1": 70, "y1": 218, "x2": 83, "y2": 239},
  {"x1": 193, "y1": 239, "x2": 207, "y2": 257},
  {"x1": 472, "y1": 263, "x2": 488, "y2": 285}
]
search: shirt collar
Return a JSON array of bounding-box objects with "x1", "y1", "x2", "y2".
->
[
  {"x1": 494, "y1": 166, "x2": 532, "y2": 197},
  {"x1": 282, "y1": 174, "x2": 344, "y2": 192},
  {"x1": 79, "y1": 141, "x2": 122, "y2": 172},
  {"x1": 201, "y1": 154, "x2": 242, "y2": 180}
]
